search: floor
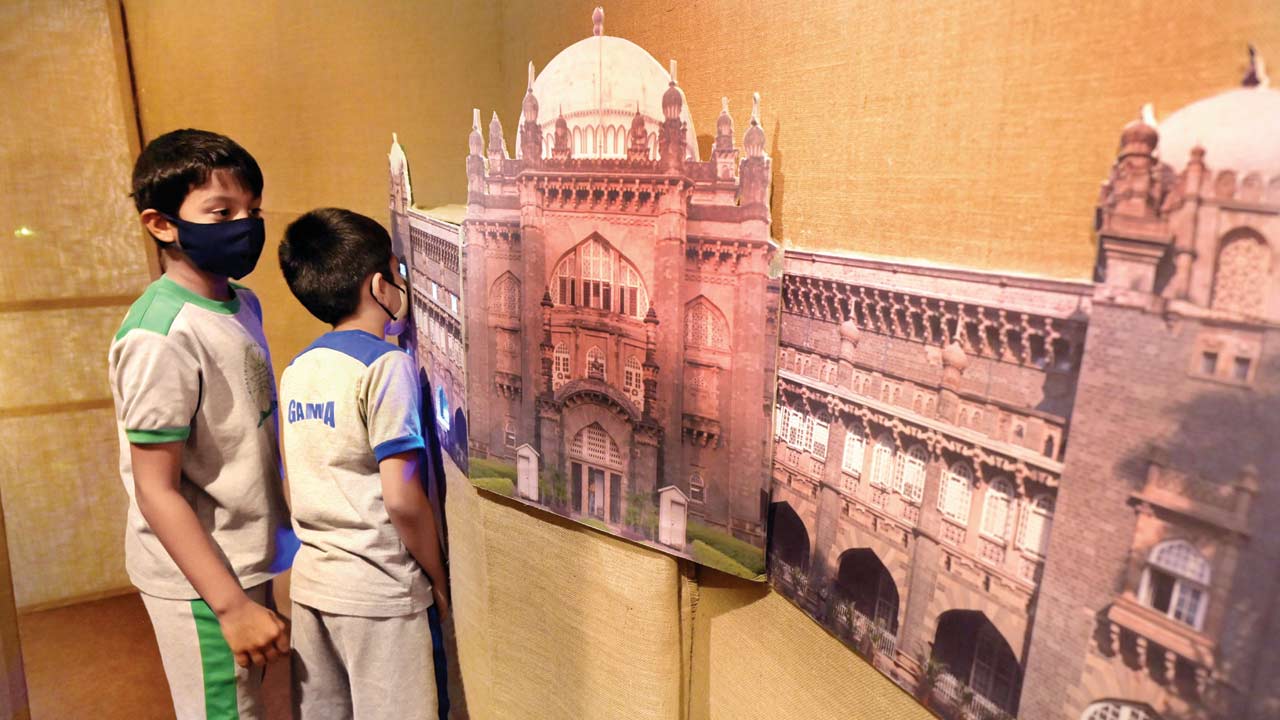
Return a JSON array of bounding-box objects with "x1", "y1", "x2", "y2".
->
[{"x1": 18, "y1": 592, "x2": 289, "y2": 719}]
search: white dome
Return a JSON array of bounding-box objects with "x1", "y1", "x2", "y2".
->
[
  {"x1": 516, "y1": 35, "x2": 699, "y2": 161},
  {"x1": 1158, "y1": 86, "x2": 1280, "y2": 177}
]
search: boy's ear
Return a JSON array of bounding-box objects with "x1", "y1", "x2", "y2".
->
[{"x1": 139, "y1": 209, "x2": 177, "y2": 244}]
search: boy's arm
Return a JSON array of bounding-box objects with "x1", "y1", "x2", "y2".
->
[
  {"x1": 131, "y1": 441, "x2": 290, "y2": 666},
  {"x1": 381, "y1": 451, "x2": 450, "y2": 619}
]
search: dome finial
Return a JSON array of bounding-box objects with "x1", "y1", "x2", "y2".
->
[
  {"x1": 722, "y1": 96, "x2": 729, "y2": 114},
  {"x1": 473, "y1": 108, "x2": 481, "y2": 131},
  {"x1": 527, "y1": 61, "x2": 536, "y2": 90},
  {"x1": 1140, "y1": 102, "x2": 1157, "y2": 129},
  {"x1": 592, "y1": 6, "x2": 604, "y2": 36},
  {"x1": 669, "y1": 58, "x2": 678, "y2": 86},
  {"x1": 751, "y1": 92, "x2": 761, "y2": 125},
  {"x1": 1244, "y1": 44, "x2": 1270, "y2": 87}
]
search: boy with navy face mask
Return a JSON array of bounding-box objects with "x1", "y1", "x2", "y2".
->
[{"x1": 110, "y1": 129, "x2": 291, "y2": 719}]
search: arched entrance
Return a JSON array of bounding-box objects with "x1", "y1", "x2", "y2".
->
[
  {"x1": 768, "y1": 501, "x2": 811, "y2": 573},
  {"x1": 834, "y1": 549, "x2": 900, "y2": 634},
  {"x1": 568, "y1": 423, "x2": 625, "y2": 523},
  {"x1": 931, "y1": 610, "x2": 1022, "y2": 716}
]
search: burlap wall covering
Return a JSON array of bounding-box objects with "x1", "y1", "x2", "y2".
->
[{"x1": 2, "y1": 1, "x2": 1275, "y2": 718}]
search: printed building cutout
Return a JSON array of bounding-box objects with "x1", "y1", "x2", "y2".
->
[
  {"x1": 394, "y1": 7, "x2": 781, "y2": 579},
  {"x1": 766, "y1": 59, "x2": 1280, "y2": 720}
]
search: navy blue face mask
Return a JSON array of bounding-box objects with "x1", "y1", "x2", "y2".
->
[{"x1": 160, "y1": 213, "x2": 266, "y2": 280}]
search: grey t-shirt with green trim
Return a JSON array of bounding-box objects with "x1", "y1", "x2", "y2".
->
[
  {"x1": 280, "y1": 330, "x2": 432, "y2": 618},
  {"x1": 109, "y1": 276, "x2": 287, "y2": 599}
]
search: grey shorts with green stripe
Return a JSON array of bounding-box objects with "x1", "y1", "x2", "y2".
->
[{"x1": 140, "y1": 583, "x2": 271, "y2": 720}]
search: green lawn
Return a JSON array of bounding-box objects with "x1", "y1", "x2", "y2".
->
[
  {"x1": 686, "y1": 521, "x2": 766, "y2": 576},
  {"x1": 470, "y1": 457, "x2": 517, "y2": 480},
  {"x1": 472, "y1": 475, "x2": 515, "y2": 497},
  {"x1": 690, "y1": 540, "x2": 758, "y2": 579}
]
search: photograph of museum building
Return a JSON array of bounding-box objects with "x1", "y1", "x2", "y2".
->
[
  {"x1": 457, "y1": 11, "x2": 780, "y2": 576},
  {"x1": 767, "y1": 66, "x2": 1280, "y2": 720},
  {"x1": 389, "y1": 136, "x2": 469, "y2": 473}
]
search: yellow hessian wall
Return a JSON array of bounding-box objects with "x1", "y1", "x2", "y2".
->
[{"x1": 3, "y1": 0, "x2": 1277, "y2": 718}]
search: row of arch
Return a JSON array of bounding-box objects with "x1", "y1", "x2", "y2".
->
[{"x1": 542, "y1": 124, "x2": 659, "y2": 160}]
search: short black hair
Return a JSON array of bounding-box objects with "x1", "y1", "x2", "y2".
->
[
  {"x1": 280, "y1": 208, "x2": 393, "y2": 325},
  {"x1": 131, "y1": 129, "x2": 263, "y2": 215}
]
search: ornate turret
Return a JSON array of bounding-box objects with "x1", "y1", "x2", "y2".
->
[
  {"x1": 552, "y1": 109, "x2": 572, "y2": 161},
  {"x1": 658, "y1": 60, "x2": 688, "y2": 172},
  {"x1": 1095, "y1": 104, "x2": 1180, "y2": 297},
  {"x1": 739, "y1": 93, "x2": 771, "y2": 216},
  {"x1": 592, "y1": 6, "x2": 604, "y2": 37},
  {"x1": 487, "y1": 112, "x2": 508, "y2": 169},
  {"x1": 520, "y1": 62, "x2": 543, "y2": 161},
  {"x1": 466, "y1": 108, "x2": 486, "y2": 199},
  {"x1": 642, "y1": 306, "x2": 660, "y2": 419},
  {"x1": 713, "y1": 97, "x2": 739, "y2": 181},
  {"x1": 627, "y1": 105, "x2": 650, "y2": 161}
]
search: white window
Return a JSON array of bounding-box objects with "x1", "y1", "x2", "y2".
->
[
  {"x1": 623, "y1": 356, "x2": 644, "y2": 410},
  {"x1": 1140, "y1": 540, "x2": 1210, "y2": 630},
  {"x1": 619, "y1": 264, "x2": 649, "y2": 319},
  {"x1": 1017, "y1": 495, "x2": 1054, "y2": 556},
  {"x1": 869, "y1": 433, "x2": 896, "y2": 489},
  {"x1": 1082, "y1": 701, "x2": 1159, "y2": 720},
  {"x1": 580, "y1": 238, "x2": 613, "y2": 310},
  {"x1": 553, "y1": 343, "x2": 571, "y2": 390},
  {"x1": 841, "y1": 427, "x2": 865, "y2": 478},
  {"x1": 981, "y1": 478, "x2": 1014, "y2": 541},
  {"x1": 811, "y1": 420, "x2": 829, "y2": 461},
  {"x1": 503, "y1": 416, "x2": 516, "y2": 448},
  {"x1": 553, "y1": 255, "x2": 576, "y2": 305},
  {"x1": 450, "y1": 294, "x2": 458, "y2": 314},
  {"x1": 431, "y1": 281, "x2": 439, "y2": 299},
  {"x1": 685, "y1": 298, "x2": 729, "y2": 350},
  {"x1": 937, "y1": 463, "x2": 974, "y2": 525},
  {"x1": 689, "y1": 472, "x2": 705, "y2": 503},
  {"x1": 895, "y1": 445, "x2": 927, "y2": 505}
]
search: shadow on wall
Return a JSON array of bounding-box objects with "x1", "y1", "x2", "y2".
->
[
  {"x1": 1109, "y1": 353, "x2": 1280, "y2": 718},
  {"x1": 771, "y1": 120, "x2": 784, "y2": 244}
]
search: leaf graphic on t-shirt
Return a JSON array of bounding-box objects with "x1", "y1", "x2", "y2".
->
[{"x1": 243, "y1": 345, "x2": 277, "y2": 427}]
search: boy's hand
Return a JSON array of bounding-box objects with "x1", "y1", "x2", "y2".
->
[
  {"x1": 432, "y1": 585, "x2": 451, "y2": 622},
  {"x1": 217, "y1": 598, "x2": 290, "y2": 668}
]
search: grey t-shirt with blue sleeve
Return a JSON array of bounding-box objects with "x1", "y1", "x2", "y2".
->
[{"x1": 280, "y1": 330, "x2": 432, "y2": 617}]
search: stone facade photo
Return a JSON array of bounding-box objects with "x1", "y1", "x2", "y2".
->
[
  {"x1": 445, "y1": 9, "x2": 781, "y2": 577},
  {"x1": 767, "y1": 58, "x2": 1280, "y2": 720}
]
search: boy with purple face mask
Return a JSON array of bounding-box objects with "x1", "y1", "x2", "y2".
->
[{"x1": 109, "y1": 129, "x2": 291, "y2": 719}]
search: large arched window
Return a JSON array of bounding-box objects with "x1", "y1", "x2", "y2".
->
[
  {"x1": 895, "y1": 445, "x2": 928, "y2": 504},
  {"x1": 553, "y1": 343, "x2": 571, "y2": 391},
  {"x1": 549, "y1": 236, "x2": 648, "y2": 319},
  {"x1": 981, "y1": 478, "x2": 1014, "y2": 540},
  {"x1": 938, "y1": 463, "x2": 974, "y2": 525},
  {"x1": 869, "y1": 433, "x2": 896, "y2": 489},
  {"x1": 685, "y1": 298, "x2": 729, "y2": 350},
  {"x1": 1212, "y1": 231, "x2": 1270, "y2": 316},
  {"x1": 1082, "y1": 700, "x2": 1160, "y2": 720},
  {"x1": 1140, "y1": 539, "x2": 1210, "y2": 630},
  {"x1": 1017, "y1": 495, "x2": 1054, "y2": 556},
  {"x1": 489, "y1": 272, "x2": 520, "y2": 317}
]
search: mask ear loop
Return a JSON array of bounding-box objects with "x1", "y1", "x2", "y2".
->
[{"x1": 371, "y1": 271, "x2": 407, "y2": 321}]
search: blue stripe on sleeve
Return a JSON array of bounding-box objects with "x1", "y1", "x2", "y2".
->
[{"x1": 373, "y1": 435, "x2": 425, "y2": 461}]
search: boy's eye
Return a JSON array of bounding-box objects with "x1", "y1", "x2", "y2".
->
[{"x1": 212, "y1": 208, "x2": 231, "y2": 217}]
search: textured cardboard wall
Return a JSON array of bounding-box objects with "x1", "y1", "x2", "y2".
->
[
  {"x1": 0, "y1": 0, "x2": 143, "y2": 618},
  {"x1": 499, "y1": 0, "x2": 1280, "y2": 280}
]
